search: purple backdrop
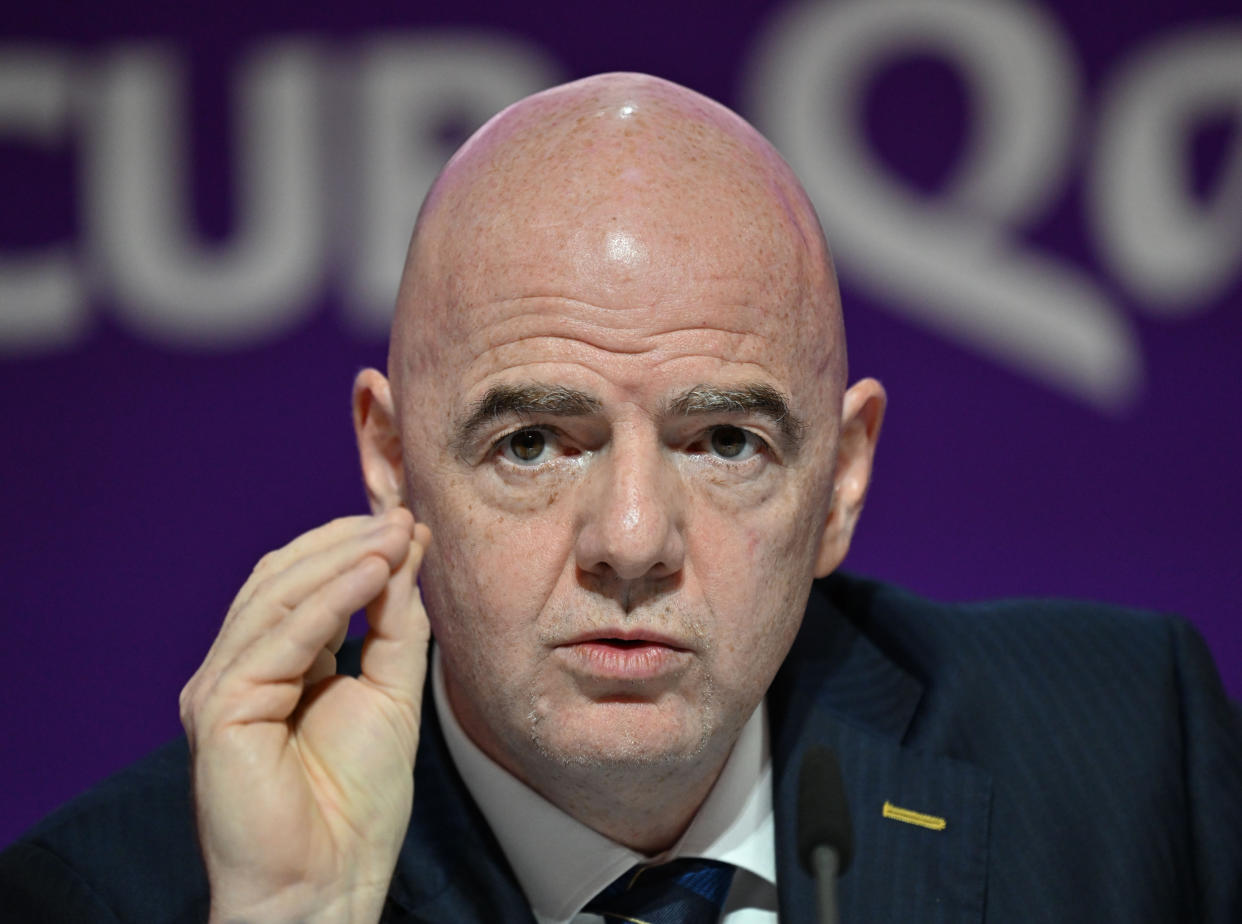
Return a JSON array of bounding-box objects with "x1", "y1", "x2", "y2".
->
[{"x1": 2, "y1": 0, "x2": 1239, "y2": 847}]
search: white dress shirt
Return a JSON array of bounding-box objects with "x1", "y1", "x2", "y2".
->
[{"x1": 432, "y1": 650, "x2": 779, "y2": 923}]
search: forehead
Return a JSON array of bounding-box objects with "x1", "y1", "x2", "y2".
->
[{"x1": 429, "y1": 223, "x2": 826, "y2": 421}]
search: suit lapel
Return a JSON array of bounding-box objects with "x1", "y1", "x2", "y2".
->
[
  {"x1": 382, "y1": 687, "x2": 537, "y2": 924},
  {"x1": 771, "y1": 581, "x2": 992, "y2": 923},
  {"x1": 327, "y1": 642, "x2": 529, "y2": 923}
]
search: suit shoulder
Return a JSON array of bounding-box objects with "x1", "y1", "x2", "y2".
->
[
  {"x1": 817, "y1": 570, "x2": 1189, "y2": 682},
  {"x1": 811, "y1": 571, "x2": 1235, "y2": 742},
  {"x1": 0, "y1": 737, "x2": 208, "y2": 923}
]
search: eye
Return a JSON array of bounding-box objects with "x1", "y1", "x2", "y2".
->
[
  {"x1": 499, "y1": 428, "x2": 555, "y2": 465},
  {"x1": 708, "y1": 426, "x2": 764, "y2": 461}
]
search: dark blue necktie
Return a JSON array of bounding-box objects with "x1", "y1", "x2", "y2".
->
[{"x1": 585, "y1": 857, "x2": 736, "y2": 924}]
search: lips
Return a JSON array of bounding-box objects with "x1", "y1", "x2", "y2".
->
[
  {"x1": 556, "y1": 630, "x2": 692, "y2": 682},
  {"x1": 561, "y1": 628, "x2": 690, "y2": 650}
]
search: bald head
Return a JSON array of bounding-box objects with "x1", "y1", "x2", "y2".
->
[{"x1": 388, "y1": 73, "x2": 845, "y2": 402}]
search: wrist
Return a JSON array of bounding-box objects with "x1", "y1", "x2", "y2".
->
[{"x1": 207, "y1": 880, "x2": 389, "y2": 924}]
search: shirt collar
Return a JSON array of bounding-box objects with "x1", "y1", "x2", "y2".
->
[{"x1": 432, "y1": 648, "x2": 776, "y2": 924}]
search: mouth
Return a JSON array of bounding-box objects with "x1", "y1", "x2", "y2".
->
[
  {"x1": 556, "y1": 631, "x2": 692, "y2": 682},
  {"x1": 596, "y1": 638, "x2": 655, "y2": 649},
  {"x1": 561, "y1": 628, "x2": 691, "y2": 650}
]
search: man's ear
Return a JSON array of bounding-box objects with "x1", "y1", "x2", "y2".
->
[
  {"x1": 814, "y1": 377, "x2": 886, "y2": 578},
  {"x1": 352, "y1": 368, "x2": 404, "y2": 514}
]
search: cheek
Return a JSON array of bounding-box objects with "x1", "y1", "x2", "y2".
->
[
  {"x1": 693, "y1": 473, "x2": 820, "y2": 571},
  {"x1": 417, "y1": 485, "x2": 569, "y2": 641},
  {"x1": 477, "y1": 462, "x2": 580, "y2": 516},
  {"x1": 690, "y1": 494, "x2": 821, "y2": 652}
]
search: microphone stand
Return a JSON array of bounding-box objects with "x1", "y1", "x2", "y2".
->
[{"x1": 797, "y1": 747, "x2": 853, "y2": 924}]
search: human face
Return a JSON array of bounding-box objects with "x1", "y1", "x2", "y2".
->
[{"x1": 389, "y1": 197, "x2": 850, "y2": 790}]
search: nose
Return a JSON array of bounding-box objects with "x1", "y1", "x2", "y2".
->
[{"x1": 574, "y1": 432, "x2": 685, "y2": 584}]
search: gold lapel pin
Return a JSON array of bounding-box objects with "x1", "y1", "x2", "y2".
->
[{"x1": 882, "y1": 800, "x2": 947, "y2": 831}]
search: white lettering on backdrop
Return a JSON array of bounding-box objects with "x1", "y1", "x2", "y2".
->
[
  {"x1": 86, "y1": 43, "x2": 324, "y2": 346},
  {"x1": 1090, "y1": 26, "x2": 1242, "y2": 315},
  {"x1": 748, "y1": 0, "x2": 1137, "y2": 409},
  {"x1": 0, "y1": 6, "x2": 1238, "y2": 411},
  {"x1": 0, "y1": 34, "x2": 560, "y2": 351},
  {"x1": 0, "y1": 49, "x2": 86, "y2": 348}
]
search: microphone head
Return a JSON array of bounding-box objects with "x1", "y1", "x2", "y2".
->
[{"x1": 797, "y1": 746, "x2": 854, "y2": 875}]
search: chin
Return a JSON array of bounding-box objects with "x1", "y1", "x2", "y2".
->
[{"x1": 526, "y1": 698, "x2": 715, "y2": 770}]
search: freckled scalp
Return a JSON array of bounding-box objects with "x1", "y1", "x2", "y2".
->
[{"x1": 388, "y1": 72, "x2": 847, "y2": 412}]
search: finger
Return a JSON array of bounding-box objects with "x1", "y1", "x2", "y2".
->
[
  {"x1": 326, "y1": 609, "x2": 350, "y2": 656},
  {"x1": 183, "y1": 511, "x2": 412, "y2": 734},
  {"x1": 205, "y1": 513, "x2": 413, "y2": 672},
  {"x1": 240, "y1": 509, "x2": 412, "y2": 598},
  {"x1": 227, "y1": 515, "x2": 379, "y2": 620},
  {"x1": 198, "y1": 555, "x2": 394, "y2": 728},
  {"x1": 213, "y1": 511, "x2": 409, "y2": 649},
  {"x1": 359, "y1": 524, "x2": 432, "y2": 713},
  {"x1": 303, "y1": 646, "x2": 338, "y2": 689},
  {"x1": 192, "y1": 515, "x2": 378, "y2": 681}
]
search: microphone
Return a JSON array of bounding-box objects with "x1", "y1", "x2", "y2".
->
[{"x1": 797, "y1": 747, "x2": 853, "y2": 924}]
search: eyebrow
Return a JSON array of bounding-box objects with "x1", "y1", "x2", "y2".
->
[
  {"x1": 663, "y1": 383, "x2": 806, "y2": 452},
  {"x1": 452, "y1": 384, "x2": 602, "y2": 456},
  {"x1": 451, "y1": 381, "x2": 805, "y2": 456}
]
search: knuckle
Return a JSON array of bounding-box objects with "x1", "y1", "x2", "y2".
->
[
  {"x1": 252, "y1": 549, "x2": 280, "y2": 577},
  {"x1": 179, "y1": 668, "x2": 220, "y2": 720},
  {"x1": 179, "y1": 682, "x2": 203, "y2": 731}
]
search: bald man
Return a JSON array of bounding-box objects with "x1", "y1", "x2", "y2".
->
[{"x1": 2, "y1": 74, "x2": 1239, "y2": 924}]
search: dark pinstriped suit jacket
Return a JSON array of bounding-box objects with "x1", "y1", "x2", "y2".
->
[{"x1": 2, "y1": 572, "x2": 1239, "y2": 922}]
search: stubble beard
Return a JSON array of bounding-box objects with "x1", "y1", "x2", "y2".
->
[{"x1": 523, "y1": 673, "x2": 719, "y2": 774}]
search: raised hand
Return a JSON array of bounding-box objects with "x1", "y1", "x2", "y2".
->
[{"x1": 179, "y1": 508, "x2": 431, "y2": 923}]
